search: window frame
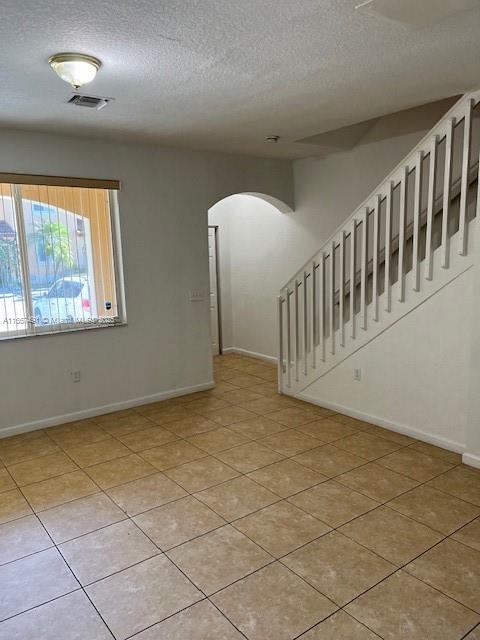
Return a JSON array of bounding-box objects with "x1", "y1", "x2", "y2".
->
[{"x1": 0, "y1": 182, "x2": 126, "y2": 341}]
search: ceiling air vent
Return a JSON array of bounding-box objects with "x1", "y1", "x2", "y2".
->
[{"x1": 66, "y1": 94, "x2": 110, "y2": 110}]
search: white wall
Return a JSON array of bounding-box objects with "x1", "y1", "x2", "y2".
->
[
  {"x1": 209, "y1": 100, "x2": 453, "y2": 360},
  {"x1": 465, "y1": 219, "x2": 480, "y2": 467},
  {"x1": 0, "y1": 129, "x2": 292, "y2": 434},
  {"x1": 302, "y1": 268, "x2": 474, "y2": 451}
]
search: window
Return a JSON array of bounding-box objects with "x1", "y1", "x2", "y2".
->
[{"x1": 0, "y1": 174, "x2": 125, "y2": 339}]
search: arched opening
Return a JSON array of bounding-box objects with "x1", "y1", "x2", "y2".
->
[{"x1": 207, "y1": 192, "x2": 292, "y2": 362}]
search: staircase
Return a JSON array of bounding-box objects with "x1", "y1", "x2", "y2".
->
[{"x1": 278, "y1": 90, "x2": 480, "y2": 397}]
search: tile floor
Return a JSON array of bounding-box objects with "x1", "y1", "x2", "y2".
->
[{"x1": 0, "y1": 353, "x2": 479, "y2": 639}]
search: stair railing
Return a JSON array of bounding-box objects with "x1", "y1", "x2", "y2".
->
[{"x1": 278, "y1": 90, "x2": 480, "y2": 393}]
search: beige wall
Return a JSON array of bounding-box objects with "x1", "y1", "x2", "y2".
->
[
  {"x1": 303, "y1": 267, "x2": 474, "y2": 452},
  {"x1": 465, "y1": 219, "x2": 480, "y2": 467},
  {"x1": 0, "y1": 129, "x2": 292, "y2": 434},
  {"x1": 210, "y1": 100, "x2": 454, "y2": 359}
]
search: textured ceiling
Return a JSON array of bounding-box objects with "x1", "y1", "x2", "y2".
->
[{"x1": 0, "y1": 0, "x2": 479, "y2": 158}]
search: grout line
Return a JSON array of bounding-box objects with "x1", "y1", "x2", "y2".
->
[
  {"x1": 0, "y1": 588, "x2": 84, "y2": 627},
  {"x1": 46, "y1": 531, "x2": 117, "y2": 638},
  {"x1": 0, "y1": 446, "x2": 68, "y2": 470},
  {"x1": 460, "y1": 622, "x2": 480, "y2": 640},
  {"x1": 57, "y1": 542, "x2": 162, "y2": 590},
  {"x1": 3, "y1": 511, "x2": 130, "y2": 553},
  {"x1": 204, "y1": 600, "x2": 251, "y2": 640},
  {"x1": 0, "y1": 483, "x2": 116, "y2": 636},
  {"x1": 118, "y1": 513, "x2": 253, "y2": 640},
  {"x1": 0, "y1": 466, "x2": 17, "y2": 491},
  {"x1": 0, "y1": 427, "x2": 472, "y2": 530},
  {"x1": 17, "y1": 483, "x2": 102, "y2": 516},
  {"x1": 292, "y1": 609, "x2": 383, "y2": 640},
  {"x1": 1, "y1": 356, "x2": 479, "y2": 639},
  {"x1": 3, "y1": 410, "x2": 472, "y2": 522},
  {"x1": 83, "y1": 467, "x2": 161, "y2": 493},
  {"x1": 165, "y1": 548, "x2": 278, "y2": 600},
  {"x1": 121, "y1": 596, "x2": 249, "y2": 640},
  {"x1": 141, "y1": 453, "x2": 475, "y2": 631},
  {"x1": 9, "y1": 443, "x2": 120, "y2": 639},
  {"x1": 5, "y1": 452, "x2": 476, "y2": 620},
  {"x1": 0, "y1": 537, "x2": 56, "y2": 569}
]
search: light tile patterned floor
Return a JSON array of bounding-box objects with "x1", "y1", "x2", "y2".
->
[{"x1": 0, "y1": 353, "x2": 479, "y2": 639}]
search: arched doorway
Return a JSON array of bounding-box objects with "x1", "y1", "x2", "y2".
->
[{"x1": 207, "y1": 192, "x2": 292, "y2": 357}]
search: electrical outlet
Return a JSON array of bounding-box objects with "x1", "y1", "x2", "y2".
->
[
  {"x1": 189, "y1": 290, "x2": 204, "y2": 302},
  {"x1": 71, "y1": 369, "x2": 81, "y2": 383},
  {"x1": 353, "y1": 368, "x2": 362, "y2": 382}
]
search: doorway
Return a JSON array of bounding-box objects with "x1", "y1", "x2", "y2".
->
[{"x1": 208, "y1": 225, "x2": 222, "y2": 355}]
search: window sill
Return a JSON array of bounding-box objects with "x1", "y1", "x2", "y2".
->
[{"x1": 0, "y1": 320, "x2": 127, "y2": 342}]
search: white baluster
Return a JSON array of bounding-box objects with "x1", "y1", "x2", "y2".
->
[
  {"x1": 360, "y1": 208, "x2": 368, "y2": 329},
  {"x1": 339, "y1": 231, "x2": 346, "y2": 346},
  {"x1": 277, "y1": 296, "x2": 284, "y2": 393},
  {"x1": 319, "y1": 254, "x2": 326, "y2": 361},
  {"x1": 425, "y1": 135, "x2": 438, "y2": 281},
  {"x1": 303, "y1": 271, "x2": 308, "y2": 375},
  {"x1": 459, "y1": 99, "x2": 473, "y2": 256},
  {"x1": 330, "y1": 243, "x2": 335, "y2": 355},
  {"x1": 412, "y1": 150, "x2": 423, "y2": 291},
  {"x1": 398, "y1": 165, "x2": 408, "y2": 302},
  {"x1": 350, "y1": 220, "x2": 357, "y2": 338},
  {"x1": 372, "y1": 195, "x2": 380, "y2": 320},
  {"x1": 476, "y1": 148, "x2": 480, "y2": 242},
  {"x1": 286, "y1": 289, "x2": 291, "y2": 388},
  {"x1": 294, "y1": 281, "x2": 300, "y2": 382},
  {"x1": 312, "y1": 261, "x2": 317, "y2": 369},
  {"x1": 384, "y1": 182, "x2": 393, "y2": 311},
  {"x1": 441, "y1": 118, "x2": 454, "y2": 268}
]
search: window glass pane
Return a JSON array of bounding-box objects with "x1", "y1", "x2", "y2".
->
[
  {"x1": 47, "y1": 282, "x2": 63, "y2": 298},
  {"x1": 0, "y1": 184, "x2": 28, "y2": 336},
  {"x1": 20, "y1": 185, "x2": 119, "y2": 329},
  {"x1": 63, "y1": 281, "x2": 83, "y2": 298},
  {"x1": 0, "y1": 180, "x2": 122, "y2": 339}
]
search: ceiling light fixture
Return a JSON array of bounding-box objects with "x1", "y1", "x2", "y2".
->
[
  {"x1": 265, "y1": 135, "x2": 280, "y2": 143},
  {"x1": 49, "y1": 53, "x2": 101, "y2": 89}
]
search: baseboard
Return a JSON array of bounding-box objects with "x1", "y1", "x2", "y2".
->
[
  {"x1": 296, "y1": 391, "x2": 465, "y2": 455},
  {"x1": 462, "y1": 452, "x2": 480, "y2": 469},
  {"x1": 0, "y1": 381, "x2": 215, "y2": 440},
  {"x1": 222, "y1": 346, "x2": 277, "y2": 365}
]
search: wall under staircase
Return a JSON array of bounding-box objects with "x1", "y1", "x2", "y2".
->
[
  {"x1": 300, "y1": 261, "x2": 474, "y2": 452},
  {"x1": 278, "y1": 90, "x2": 480, "y2": 460}
]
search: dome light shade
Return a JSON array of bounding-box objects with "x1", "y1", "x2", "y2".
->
[{"x1": 49, "y1": 53, "x2": 101, "y2": 89}]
